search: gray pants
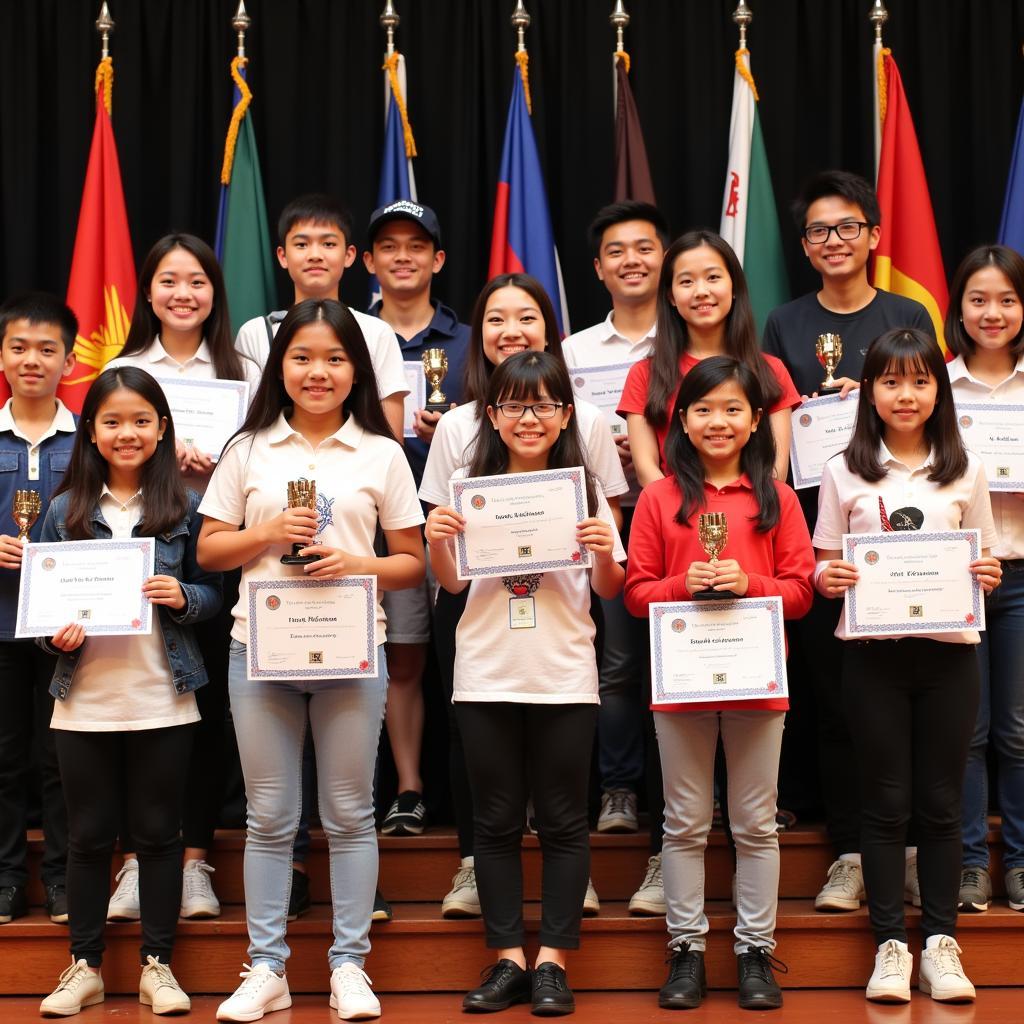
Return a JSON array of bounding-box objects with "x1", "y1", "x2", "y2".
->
[{"x1": 655, "y1": 709, "x2": 784, "y2": 954}]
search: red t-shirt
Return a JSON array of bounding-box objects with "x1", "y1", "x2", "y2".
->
[
  {"x1": 625, "y1": 474, "x2": 814, "y2": 713},
  {"x1": 616, "y1": 352, "x2": 801, "y2": 472}
]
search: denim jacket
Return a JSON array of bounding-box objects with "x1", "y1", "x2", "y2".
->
[{"x1": 40, "y1": 489, "x2": 222, "y2": 701}]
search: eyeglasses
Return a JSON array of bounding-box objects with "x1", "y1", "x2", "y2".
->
[
  {"x1": 802, "y1": 221, "x2": 870, "y2": 245},
  {"x1": 495, "y1": 401, "x2": 564, "y2": 420}
]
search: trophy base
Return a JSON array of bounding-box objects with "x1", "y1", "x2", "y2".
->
[
  {"x1": 817, "y1": 385, "x2": 841, "y2": 396},
  {"x1": 424, "y1": 402, "x2": 450, "y2": 415},
  {"x1": 280, "y1": 552, "x2": 321, "y2": 566},
  {"x1": 690, "y1": 587, "x2": 739, "y2": 601}
]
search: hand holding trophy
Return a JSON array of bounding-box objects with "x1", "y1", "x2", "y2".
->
[
  {"x1": 815, "y1": 333, "x2": 843, "y2": 394},
  {"x1": 11, "y1": 489, "x2": 41, "y2": 542},
  {"x1": 280, "y1": 480, "x2": 320, "y2": 565},
  {"x1": 691, "y1": 512, "x2": 737, "y2": 600}
]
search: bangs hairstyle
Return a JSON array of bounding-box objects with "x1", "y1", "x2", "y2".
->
[
  {"x1": 120, "y1": 233, "x2": 253, "y2": 381},
  {"x1": 945, "y1": 244, "x2": 1024, "y2": 358},
  {"x1": 225, "y1": 299, "x2": 394, "y2": 454},
  {"x1": 844, "y1": 328, "x2": 967, "y2": 485},
  {"x1": 468, "y1": 350, "x2": 599, "y2": 517},
  {"x1": 277, "y1": 194, "x2": 354, "y2": 247},
  {"x1": 0, "y1": 291, "x2": 78, "y2": 354},
  {"x1": 56, "y1": 367, "x2": 187, "y2": 539},
  {"x1": 462, "y1": 273, "x2": 563, "y2": 405},
  {"x1": 790, "y1": 169, "x2": 880, "y2": 229},
  {"x1": 665, "y1": 356, "x2": 779, "y2": 532},
  {"x1": 646, "y1": 230, "x2": 779, "y2": 427}
]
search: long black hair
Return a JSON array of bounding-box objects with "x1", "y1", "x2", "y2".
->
[
  {"x1": 844, "y1": 328, "x2": 968, "y2": 485},
  {"x1": 665, "y1": 356, "x2": 779, "y2": 532},
  {"x1": 467, "y1": 351, "x2": 598, "y2": 517},
  {"x1": 945, "y1": 244, "x2": 1024, "y2": 358},
  {"x1": 55, "y1": 367, "x2": 188, "y2": 539},
  {"x1": 646, "y1": 230, "x2": 779, "y2": 427}
]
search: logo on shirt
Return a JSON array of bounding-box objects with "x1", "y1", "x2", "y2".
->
[{"x1": 314, "y1": 491, "x2": 335, "y2": 535}]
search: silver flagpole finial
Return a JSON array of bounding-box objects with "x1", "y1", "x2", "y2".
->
[
  {"x1": 511, "y1": 0, "x2": 531, "y2": 54},
  {"x1": 610, "y1": 1, "x2": 629, "y2": 54},
  {"x1": 232, "y1": 1, "x2": 251, "y2": 60},
  {"x1": 95, "y1": 2, "x2": 114, "y2": 60},
  {"x1": 868, "y1": 0, "x2": 889, "y2": 44},
  {"x1": 380, "y1": 1, "x2": 400, "y2": 57},
  {"x1": 732, "y1": 1, "x2": 753, "y2": 50}
]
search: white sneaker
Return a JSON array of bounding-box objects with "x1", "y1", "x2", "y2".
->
[
  {"x1": 40, "y1": 959, "x2": 104, "y2": 1017},
  {"x1": 216, "y1": 964, "x2": 291, "y2": 1022},
  {"x1": 865, "y1": 939, "x2": 912, "y2": 1002},
  {"x1": 919, "y1": 936, "x2": 976, "y2": 1002},
  {"x1": 904, "y1": 854, "x2": 921, "y2": 907},
  {"x1": 814, "y1": 859, "x2": 865, "y2": 911},
  {"x1": 628, "y1": 853, "x2": 665, "y2": 916},
  {"x1": 441, "y1": 862, "x2": 481, "y2": 918},
  {"x1": 181, "y1": 859, "x2": 221, "y2": 918},
  {"x1": 107, "y1": 858, "x2": 140, "y2": 921},
  {"x1": 583, "y1": 877, "x2": 600, "y2": 915},
  {"x1": 139, "y1": 956, "x2": 191, "y2": 1014},
  {"x1": 329, "y1": 963, "x2": 381, "y2": 1020},
  {"x1": 597, "y1": 788, "x2": 639, "y2": 833}
]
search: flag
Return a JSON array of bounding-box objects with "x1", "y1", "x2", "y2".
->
[
  {"x1": 488, "y1": 59, "x2": 570, "y2": 334},
  {"x1": 998, "y1": 92, "x2": 1024, "y2": 254},
  {"x1": 613, "y1": 54, "x2": 655, "y2": 204},
  {"x1": 872, "y1": 49, "x2": 948, "y2": 348},
  {"x1": 215, "y1": 58, "x2": 276, "y2": 337},
  {"x1": 58, "y1": 58, "x2": 136, "y2": 412},
  {"x1": 718, "y1": 48, "x2": 788, "y2": 335}
]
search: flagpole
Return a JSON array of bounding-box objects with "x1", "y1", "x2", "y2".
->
[
  {"x1": 381, "y1": 0, "x2": 398, "y2": 58},
  {"x1": 610, "y1": 1, "x2": 629, "y2": 112},
  {"x1": 233, "y1": 1, "x2": 250, "y2": 60},
  {"x1": 869, "y1": 0, "x2": 889, "y2": 180},
  {"x1": 733, "y1": 0, "x2": 751, "y2": 48},
  {"x1": 95, "y1": 2, "x2": 113, "y2": 59},
  {"x1": 512, "y1": 0, "x2": 530, "y2": 53}
]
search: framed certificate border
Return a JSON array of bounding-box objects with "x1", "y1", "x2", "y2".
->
[
  {"x1": 789, "y1": 393, "x2": 858, "y2": 490},
  {"x1": 451, "y1": 468, "x2": 590, "y2": 578},
  {"x1": 154, "y1": 376, "x2": 250, "y2": 461},
  {"x1": 649, "y1": 596, "x2": 787, "y2": 704},
  {"x1": 246, "y1": 576, "x2": 377, "y2": 681},
  {"x1": 955, "y1": 401, "x2": 1024, "y2": 491},
  {"x1": 16, "y1": 538, "x2": 155, "y2": 637},
  {"x1": 568, "y1": 361, "x2": 635, "y2": 435},
  {"x1": 843, "y1": 530, "x2": 983, "y2": 635}
]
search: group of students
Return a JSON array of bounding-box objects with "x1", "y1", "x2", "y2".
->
[{"x1": 0, "y1": 168, "x2": 1020, "y2": 1020}]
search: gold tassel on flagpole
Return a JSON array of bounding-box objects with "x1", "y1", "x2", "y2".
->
[
  {"x1": 614, "y1": 49, "x2": 630, "y2": 74},
  {"x1": 734, "y1": 47, "x2": 759, "y2": 101},
  {"x1": 94, "y1": 57, "x2": 113, "y2": 115},
  {"x1": 877, "y1": 46, "x2": 892, "y2": 124},
  {"x1": 382, "y1": 52, "x2": 418, "y2": 158},
  {"x1": 515, "y1": 50, "x2": 532, "y2": 114},
  {"x1": 220, "y1": 57, "x2": 253, "y2": 186}
]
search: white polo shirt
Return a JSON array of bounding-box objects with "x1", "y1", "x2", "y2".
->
[
  {"x1": 948, "y1": 353, "x2": 1024, "y2": 560},
  {"x1": 814, "y1": 444, "x2": 998, "y2": 643},
  {"x1": 234, "y1": 308, "x2": 409, "y2": 401},
  {"x1": 106, "y1": 336, "x2": 263, "y2": 391},
  {"x1": 560, "y1": 311, "x2": 656, "y2": 368},
  {"x1": 199, "y1": 412, "x2": 424, "y2": 644},
  {"x1": 417, "y1": 400, "x2": 628, "y2": 508}
]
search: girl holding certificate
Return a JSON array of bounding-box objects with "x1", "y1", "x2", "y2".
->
[
  {"x1": 624, "y1": 356, "x2": 814, "y2": 1011},
  {"x1": 814, "y1": 328, "x2": 1001, "y2": 1003},
  {"x1": 425, "y1": 351, "x2": 625, "y2": 1016},
  {"x1": 945, "y1": 245, "x2": 1024, "y2": 915},
  {"x1": 198, "y1": 299, "x2": 424, "y2": 1023},
  {"x1": 38, "y1": 367, "x2": 222, "y2": 1016}
]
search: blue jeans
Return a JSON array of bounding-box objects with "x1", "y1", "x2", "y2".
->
[
  {"x1": 228, "y1": 641, "x2": 387, "y2": 972},
  {"x1": 962, "y1": 561, "x2": 1024, "y2": 869}
]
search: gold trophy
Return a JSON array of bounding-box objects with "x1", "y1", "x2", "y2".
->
[
  {"x1": 280, "y1": 480, "x2": 321, "y2": 565},
  {"x1": 11, "y1": 489, "x2": 41, "y2": 542},
  {"x1": 422, "y1": 347, "x2": 449, "y2": 413},
  {"x1": 815, "y1": 332, "x2": 844, "y2": 394},
  {"x1": 693, "y1": 512, "x2": 736, "y2": 600}
]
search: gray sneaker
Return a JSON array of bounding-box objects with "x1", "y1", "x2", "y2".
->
[
  {"x1": 814, "y1": 859, "x2": 864, "y2": 912},
  {"x1": 904, "y1": 854, "x2": 921, "y2": 908},
  {"x1": 597, "y1": 788, "x2": 638, "y2": 833},
  {"x1": 628, "y1": 854, "x2": 665, "y2": 916},
  {"x1": 958, "y1": 866, "x2": 992, "y2": 913},
  {"x1": 1005, "y1": 867, "x2": 1024, "y2": 912}
]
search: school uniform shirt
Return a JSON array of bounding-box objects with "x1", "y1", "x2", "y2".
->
[
  {"x1": 199, "y1": 412, "x2": 424, "y2": 645},
  {"x1": 616, "y1": 352, "x2": 800, "y2": 472},
  {"x1": 624, "y1": 474, "x2": 814, "y2": 712},
  {"x1": 50, "y1": 487, "x2": 200, "y2": 732},
  {"x1": 105, "y1": 335, "x2": 263, "y2": 391},
  {"x1": 417, "y1": 400, "x2": 628, "y2": 508},
  {"x1": 814, "y1": 445, "x2": 998, "y2": 643},
  {"x1": 451, "y1": 471, "x2": 626, "y2": 704},
  {"x1": 948, "y1": 353, "x2": 1024, "y2": 560}
]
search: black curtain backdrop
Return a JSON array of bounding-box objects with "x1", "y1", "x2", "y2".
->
[{"x1": 2, "y1": 0, "x2": 1024, "y2": 332}]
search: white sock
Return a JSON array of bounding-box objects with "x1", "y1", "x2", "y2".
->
[
  {"x1": 839, "y1": 853, "x2": 862, "y2": 865},
  {"x1": 461, "y1": 856, "x2": 474, "y2": 868}
]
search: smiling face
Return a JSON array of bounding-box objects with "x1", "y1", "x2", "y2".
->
[
  {"x1": 480, "y1": 286, "x2": 549, "y2": 367},
  {"x1": 961, "y1": 265, "x2": 1023, "y2": 354},
  {"x1": 800, "y1": 196, "x2": 880, "y2": 283},
  {"x1": 0, "y1": 319, "x2": 75, "y2": 400},
  {"x1": 681, "y1": 377, "x2": 760, "y2": 474},
  {"x1": 871, "y1": 360, "x2": 938, "y2": 444},
  {"x1": 280, "y1": 320, "x2": 354, "y2": 425},
  {"x1": 595, "y1": 219, "x2": 664, "y2": 307},
  {"x1": 147, "y1": 247, "x2": 214, "y2": 341},
  {"x1": 363, "y1": 220, "x2": 444, "y2": 298},
  {"x1": 670, "y1": 245, "x2": 733, "y2": 340},
  {"x1": 486, "y1": 388, "x2": 572, "y2": 471},
  {"x1": 278, "y1": 219, "x2": 356, "y2": 301},
  {"x1": 89, "y1": 387, "x2": 166, "y2": 486}
]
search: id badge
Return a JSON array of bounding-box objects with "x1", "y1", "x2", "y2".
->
[{"x1": 509, "y1": 596, "x2": 536, "y2": 629}]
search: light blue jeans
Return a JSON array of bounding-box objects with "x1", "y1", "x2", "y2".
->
[{"x1": 228, "y1": 640, "x2": 387, "y2": 972}]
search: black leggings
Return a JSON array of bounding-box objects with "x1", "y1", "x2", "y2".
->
[
  {"x1": 456, "y1": 701, "x2": 597, "y2": 950},
  {"x1": 55, "y1": 724, "x2": 195, "y2": 967},
  {"x1": 842, "y1": 638, "x2": 978, "y2": 944}
]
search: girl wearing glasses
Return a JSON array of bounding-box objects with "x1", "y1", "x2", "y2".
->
[{"x1": 426, "y1": 351, "x2": 625, "y2": 1016}]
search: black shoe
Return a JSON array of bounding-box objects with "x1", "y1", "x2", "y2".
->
[
  {"x1": 737, "y1": 948, "x2": 785, "y2": 1010},
  {"x1": 659, "y1": 944, "x2": 706, "y2": 1009},
  {"x1": 287, "y1": 868, "x2": 310, "y2": 922},
  {"x1": 0, "y1": 885, "x2": 27, "y2": 924},
  {"x1": 462, "y1": 959, "x2": 532, "y2": 1012},
  {"x1": 372, "y1": 889, "x2": 392, "y2": 922},
  {"x1": 531, "y1": 962, "x2": 574, "y2": 1016},
  {"x1": 45, "y1": 884, "x2": 68, "y2": 924},
  {"x1": 381, "y1": 790, "x2": 428, "y2": 836}
]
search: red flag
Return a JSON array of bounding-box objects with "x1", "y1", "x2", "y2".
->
[
  {"x1": 613, "y1": 55, "x2": 655, "y2": 204},
  {"x1": 61, "y1": 59, "x2": 136, "y2": 411},
  {"x1": 872, "y1": 50, "x2": 947, "y2": 350}
]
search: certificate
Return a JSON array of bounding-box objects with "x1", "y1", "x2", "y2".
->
[
  {"x1": 790, "y1": 393, "x2": 859, "y2": 489},
  {"x1": 402, "y1": 361, "x2": 427, "y2": 439},
  {"x1": 568, "y1": 361, "x2": 635, "y2": 435},
  {"x1": 450, "y1": 467, "x2": 590, "y2": 579},
  {"x1": 843, "y1": 530, "x2": 984, "y2": 636},
  {"x1": 247, "y1": 576, "x2": 378, "y2": 681},
  {"x1": 649, "y1": 597, "x2": 788, "y2": 705},
  {"x1": 955, "y1": 401, "x2": 1024, "y2": 491},
  {"x1": 154, "y1": 377, "x2": 249, "y2": 461},
  {"x1": 15, "y1": 538, "x2": 155, "y2": 637}
]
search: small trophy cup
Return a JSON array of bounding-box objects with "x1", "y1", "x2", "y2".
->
[
  {"x1": 11, "y1": 489, "x2": 41, "y2": 542},
  {"x1": 280, "y1": 480, "x2": 320, "y2": 565},
  {"x1": 422, "y1": 347, "x2": 449, "y2": 413},
  {"x1": 692, "y1": 512, "x2": 736, "y2": 600},
  {"x1": 815, "y1": 333, "x2": 844, "y2": 394}
]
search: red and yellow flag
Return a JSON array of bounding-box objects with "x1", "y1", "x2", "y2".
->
[
  {"x1": 872, "y1": 49, "x2": 948, "y2": 350},
  {"x1": 62, "y1": 58, "x2": 135, "y2": 411}
]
